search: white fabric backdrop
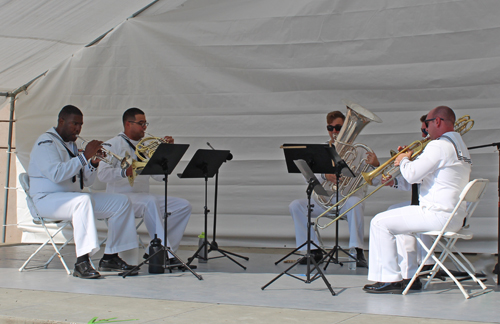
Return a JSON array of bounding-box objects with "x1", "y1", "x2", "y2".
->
[{"x1": 11, "y1": 0, "x2": 500, "y2": 252}]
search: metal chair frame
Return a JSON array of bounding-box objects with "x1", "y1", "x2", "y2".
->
[
  {"x1": 18, "y1": 172, "x2": 73, "y2": 275},
  {"x1": 402, "y1": 179, "x2": 490, "y2": 298}
]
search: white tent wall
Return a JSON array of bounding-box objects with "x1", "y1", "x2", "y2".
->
[
  {"x1": 11, "y1": 0, "x2": 500, "y2": 252},
  {"x1": 0, "y1": 0, "x2": 158, "y2": 93}
]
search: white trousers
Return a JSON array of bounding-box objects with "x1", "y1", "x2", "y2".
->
[
  {"x1": 368, "y1": 205, "x2": 463, "y2": 282},
  {"x1": 389, "y1": 201, "x2": 435, "y2": 279},
  {"x1": 290, "y1": 195, "x2": 365, "y2": 251},
  {"x1": 125, "y1": 193, "x2": 191, "y2": 254},
  {"x1": 34, "y1": 192, "x2": 138, "y2": 257}
]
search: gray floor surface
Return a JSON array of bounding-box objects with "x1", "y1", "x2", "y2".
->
[{"x1": 0, "y1": 244, "x2": 499, "y2": 323}]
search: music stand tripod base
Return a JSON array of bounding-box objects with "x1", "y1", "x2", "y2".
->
[
  {"x1": 121, "y1": 143, "x2": 202, "y2": 280},
  {"x1": 262, "y1": 156, "x2": 336, "y2": 296}
]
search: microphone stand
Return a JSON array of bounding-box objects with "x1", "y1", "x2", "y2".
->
[{"x1": 468, "y1": 142, "x2": 500, "y2": 285}]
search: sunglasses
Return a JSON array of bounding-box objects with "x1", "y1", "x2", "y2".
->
[
  {"x1": 327, "y1": 124, "x2": 342, "y2": 132},
  {"x1": 424, "y1": 117, "x2": 446, "y2": 128},
  {"x1": 421, "y1": 128, "x2": 428, "y2": 136}
]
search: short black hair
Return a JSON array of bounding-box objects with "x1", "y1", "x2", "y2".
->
[
  {"x1": 58, "y1": 105, "x2": 82, "y2": 119},
  {"x1": 123, "y1": 107, "x2": 145, "y2": 125}
]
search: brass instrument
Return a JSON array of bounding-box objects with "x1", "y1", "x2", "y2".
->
[
  {"x1": 129, "y1": 133, "x2": 172, "y2": 186},
  {"x1": 77, "y1": 136, "x2": 132, "y2": 169},
  {"x1": 135, "y1": 132, "x2": 172, "y2": 161},
  {"x1": 315, "y1": 114, "x2": 474, "y2": 230},
  {"x1": 312, "y1": 100, "x2": 382, "y2": 209}
]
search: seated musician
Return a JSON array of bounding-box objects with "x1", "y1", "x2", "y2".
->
[
  {"x1": 28, "y1": 105, "x2": 138, "y2": 279},
  {"x1": 98, "y1": 108, "x2": 192, "y2": 267},
  {"x1": 289, "y1": 110, "x2": 380, "y2": 267},
  {"x1": 364, "y1": 106, "x2": 472, "y2": 294},
  {"x1": 384, "y1": 114, "x2": 435, "y2": 287}
]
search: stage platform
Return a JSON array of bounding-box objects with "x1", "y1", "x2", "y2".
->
[{"x1": 0, "y1": 244, "x2": 498, "y2": 324}]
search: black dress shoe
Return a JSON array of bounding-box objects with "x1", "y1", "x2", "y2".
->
[
  {"x1": 402, "y1": 277, "x2": 422, "y2": 290},
  {"x1": 299, "y1": 249, "x2": 323, "y2": 265},
  {"x1": 356, "y1": 248, "x2": 368, "y2": 268},
  {"x1": 363, "y1": 281, "x2": 404, "y2": 294},
  {"x1": 99, "y1": 256, "x2": 137, "y2": 272},
  {"x1": 73, "y1": 261, "x2": 101, "y2": 279}
]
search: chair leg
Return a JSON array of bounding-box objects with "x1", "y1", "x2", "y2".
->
[
  {"x1": 136, "y1": 218, "x2": 146, "y2": 249},
  {"x1": 19, "y1": 220, "x2": 73, "y2": 275},
  {"x1": 42, "y1": 220, "x2": 72, "y2": 275}
]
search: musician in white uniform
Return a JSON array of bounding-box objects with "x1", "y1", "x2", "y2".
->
[
  {"x1": 28, "y1": 105, "x2": 138, "y2": 279},
  {"x1": 290, "y1": 110, "x2": 380, "y2": 267},
  {"x1": 385, "y1": 115, "x2": 435, "y2": 284},
  {"x1": 98, "y1": 108, "x2": 192, "y2": 264},
  {"x1": 364, "y1": 106, "x2": 472, "y2": 294}
]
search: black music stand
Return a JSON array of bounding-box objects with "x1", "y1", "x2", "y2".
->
[
  {"x1": 321, "y1": 144, "x2": 357, "y2": 270},
  {"x1": 177, "y1": 149, "x2": 248, "y2": 269},
  {"x1": 122, "y1": 143, "x2": 202, "y2": 280},
  {"x1": 468, "y1": 142, "x2": 500, "y2": 285},
  {"x1": 262, "y1": 144, "x2": 347, "y2": 296}
]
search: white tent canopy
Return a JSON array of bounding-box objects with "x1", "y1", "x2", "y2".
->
[
  {"x1": 3, "y1": 0, "x2": 500, "y2": 251},
  {"x1": 0, "y1": 0, "x2": 164, "y2": 94}
]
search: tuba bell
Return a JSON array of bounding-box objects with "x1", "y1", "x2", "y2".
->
[{"x1": 312, "y1": 100, "x2": 382, "y2": 209}]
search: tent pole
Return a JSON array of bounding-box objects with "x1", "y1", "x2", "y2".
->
[
  {"x1": 1, "y1": 94, "x2": 15, "y2": 242},
  {"x1": 1, "y1": 72, "x2": 46, "y2": 242}
]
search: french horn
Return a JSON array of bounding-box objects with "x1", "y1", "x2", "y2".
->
[{"x1": 128, "y1": 133, "x2": 172, "y2": 186}]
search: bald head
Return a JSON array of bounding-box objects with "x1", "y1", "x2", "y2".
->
[{"x1": 426, "y1": 106, "x2": 456, "y2": 139}]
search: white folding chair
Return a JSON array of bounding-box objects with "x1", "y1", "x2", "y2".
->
[
  {"x1": 403, "y1": 179, "x2": 489, "y2": 298},
  {"x1": 18, "y1": 173, "x2": 73, "y2": 274}
]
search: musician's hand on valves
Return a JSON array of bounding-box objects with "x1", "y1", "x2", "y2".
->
[
  {"x1": 325, "y1": 174, "x2": 337, "y2": 182},
  {"x1": 366, "y1": 152, "x2": 380, "y2": 167},
  {"x1": 83, "y1": 140, "x2": 103, "y2": 161},
  {"x1": 125, "y1": 165, "x2": 133, "y2": 177},
  {"x1": 163, "y1": 136, "x2": 174, "y2": 144},
  {"x1": 394, "y1": 150, "x2": 413, "y2": 166}
]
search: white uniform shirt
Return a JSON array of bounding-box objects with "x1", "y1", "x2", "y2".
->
[
  {"x1": 399, "y1": 131, "x2": 471, "y2": 216},
  {"x1": 98, "y1": 133, "x2": 163, "y2": 193},
  {"x1": 28, "y1": 127, "x2": 97, "y2": 198}
]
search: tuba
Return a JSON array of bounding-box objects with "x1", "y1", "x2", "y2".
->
[{"x1": 312, "y1": 100, "x2": 382, "y2": 209}]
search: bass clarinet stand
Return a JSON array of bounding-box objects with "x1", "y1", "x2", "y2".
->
[
  {"x1": 122, "y1": 143, "x2": 202, "y2": 280},
  {"x1": 468, "y1": 142, "x2": 500, "y2": 285}
]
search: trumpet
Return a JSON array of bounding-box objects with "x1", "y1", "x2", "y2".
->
[
  {"x1": 77, "y1": 136, "x2": 133, "y2": 170},
  {"x1": 314, "y1": 115, "x2": 474, "y2": 230}
]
